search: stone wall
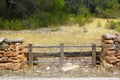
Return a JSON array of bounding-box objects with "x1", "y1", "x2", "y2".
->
[
  {"x1": 0, "y1": 37, "x2": 25, "y2": 70},
  {"x1": 101, "y1": 34, "x2": 120, "y2": 69}
]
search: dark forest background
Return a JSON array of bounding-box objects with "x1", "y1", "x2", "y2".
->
[{"x1": 0, "y1": 0, "x2": 120, "y2": 30}]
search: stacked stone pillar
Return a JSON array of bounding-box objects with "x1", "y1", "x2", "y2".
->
[
  {"x1": 0, "y1": 37, "x2": 25, "y2": 70},
  {"x1": 101, "y1": 34, "x2": 120, "y2": 69}
]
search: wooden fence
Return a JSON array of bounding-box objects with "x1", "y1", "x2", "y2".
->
[{"x1": 24, "y1": 43, "x2": 101, "y2": 68}]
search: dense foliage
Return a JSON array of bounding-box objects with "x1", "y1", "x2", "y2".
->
[{"x1": 0, "y1": 0, "x2": 120, "y2": 30}]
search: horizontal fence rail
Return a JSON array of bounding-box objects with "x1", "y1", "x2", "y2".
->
[
  {"x1": 24, "y1": 43, "x2": 101, "y2": 68},
  {"x1": 25, "y1": 51, "x2": 101, "y2": 57},
  {"x1": 25, "y1": 45, "x2": 101, "y2": 48},
  {"x1": 25, "y1": 46, "x2": 60, "y2": 48}
]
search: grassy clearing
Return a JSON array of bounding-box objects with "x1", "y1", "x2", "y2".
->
[{"x1": 0, "y1": 18, "x2": 118, "y2": 47}]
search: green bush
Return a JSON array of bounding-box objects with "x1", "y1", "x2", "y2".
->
[
  {"x1": 11, "y1": 20, "x2": 24, "y2": 30},
  {"x1": 106, "y1": 20, "x2": 120, "y2": 32},
  {"x1": 28, "y1": 12, "x2": 71, "y2": 28},
  {"x1": 3, "y1": 20, "x2": 10, "y2": 29},
  {"x1": 74, "y1": 14, "x2": 92, "y2": 26},
  {"x1": 27, "y1": 17, "x2": 43, "y2": 29},
  {"x1": 29, "y1": 12, "x2": 54, "y2": 27},
  {"x1": 96, "y1": 6, "x2": 120, "y2": 19},
  {"x1": 0, "y1": 12, "x2": 92, "y2": 30},
  {"x1": 0, "y1": 12, "x2": 71, "y2": 30},
  {"x1": 75, "y1": 15, "x2": 85, "y2": 26},
  {"x1": 4, "y1": 20, "x2": 24, "y2": 30},
  {"x1": 0, "y1": 17, "x2": 4, "y2": 29}
]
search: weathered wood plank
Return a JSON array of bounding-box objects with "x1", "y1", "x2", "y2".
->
[
  {"x1": 24, "y1": 45, "x2": 101, "y2": 49},
  {"x1": 64, "y1": 46, "x2": 91, "y2": 48},
  {"x1": 25, "y1": 46, "x2": 60, "y2": 48},
  {"x1": 60, "y1": 43, "x2": 64, "y2": 66},
  {"x1": 28, "y1": 44, "x2": 33, "y2": 68},
  {"x1": 24, "y1": 51, "x2": 100, "y2": 57},
  {"x1": 92, "y1": 43, "x2": 96, "y2": 66}
]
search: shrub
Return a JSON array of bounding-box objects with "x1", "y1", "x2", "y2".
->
[
  {"x1": 57, "y1": 13, "x2": 70, "y2": 25},
  {"x1": 11, "y1": 20, "x2": 24, "y2": 30},
  {"x1": 0, "y1": 12, "x2": 92, "y2": 30},
  {"x1": 3, "y1": 20, "x2": 10, "y2": 29},
  {"x1": 28, "y1": 12, "x2": 71, "y2": 28},
  {"x1": 74, "y1": 14, "x2": 92, "y2": 26},
  {"x1": 95, "y1": 7, "x2": 120, "y2": 19},
  {"x1": 29, "y1": 12, "x2": 54, "y2": 27},
  {"x1": 0, "y1": 17, "x2": 4, "y2": 29},
  {"x1": 3, "y1": 19, "x2": 24, "y2": 30},
  {"x1": 106, "y1": 20, "x2": 120, "y2": 32},
  {"x1": 27, "y1": 17, "x2": 43, "y2": 29},
  {"x1": 74, "y1": 15, "x2": 85, "y2": 26}
]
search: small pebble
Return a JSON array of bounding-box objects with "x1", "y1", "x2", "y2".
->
[{"x1": 46, "y1": 67, "x2": 50, "y2": 70}]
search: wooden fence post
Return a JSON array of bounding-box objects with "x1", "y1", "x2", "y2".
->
[
  {"x1": 60, "y1": 43, "x2": 64, "y2": 67},
  {"x1": 92, "y1": 43, "x2": 96, "y2": 66},
  {"x1": 28, "y1": 44, "x2": 33, "y2": 68}
]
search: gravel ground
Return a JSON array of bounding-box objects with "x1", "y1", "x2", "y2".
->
[
  {"x1": 0, "y1": 57, "x2": 120, "y2": 79},
  {"x1": 0, "y1": 77, "x2": 120, "y2": 80}
]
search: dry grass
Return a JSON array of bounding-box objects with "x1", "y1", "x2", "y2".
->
[{"x1": 0, "y1": 18, "x2": 118, "y2": 47}]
